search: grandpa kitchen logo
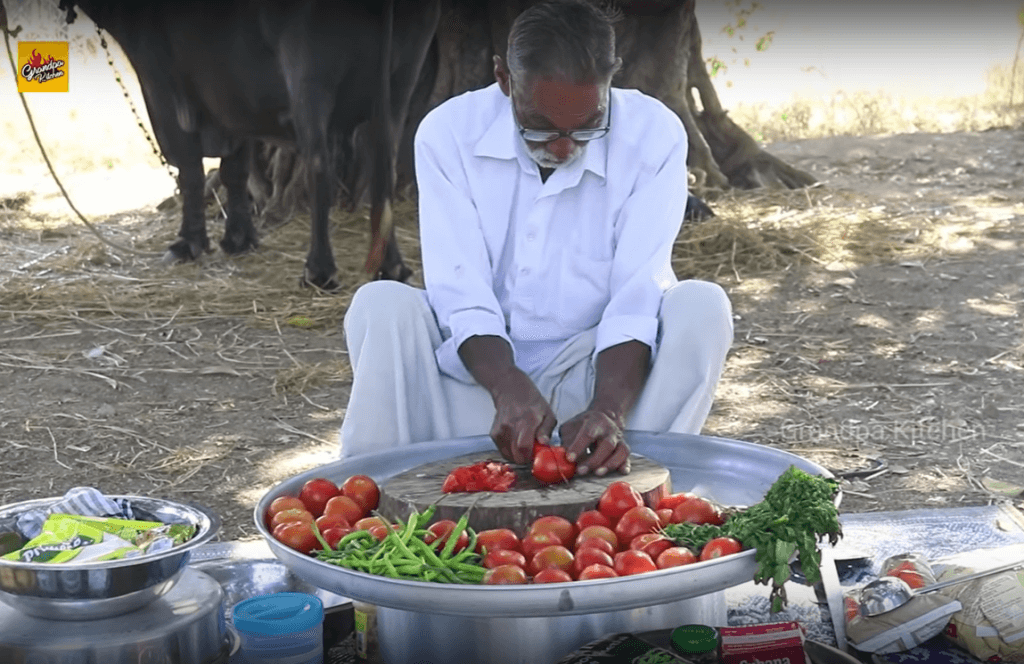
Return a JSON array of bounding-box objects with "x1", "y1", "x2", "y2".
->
[{"x1": 17, "y1": 41, "x2": 69, "y2": 92}]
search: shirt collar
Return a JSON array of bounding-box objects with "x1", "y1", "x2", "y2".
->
[{"x1": 473, "y1": 88, "x2": 608, "y2": 182}]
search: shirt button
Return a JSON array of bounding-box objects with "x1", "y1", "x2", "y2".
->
[
  {"x1": 526, "y1": 232, "x2": 536, "y2": 242},
  {"x1": 521, "y1": 267, "x2": 531, "y2": 276}
]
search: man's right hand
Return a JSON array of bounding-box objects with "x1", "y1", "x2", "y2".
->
[
  {"x1": 489, "y1": 367, "x2": 557, "y2": 465},
  {"x1": 457, "y1": 335, "x2": 555, "y2": 465}
]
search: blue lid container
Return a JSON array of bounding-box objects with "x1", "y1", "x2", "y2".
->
[
  {"x1": 233, "y1": 593, "x2": 324, "y2": 664},
  {"x1": 233, "y1": 592, "x2": 323, "y2": 635}
]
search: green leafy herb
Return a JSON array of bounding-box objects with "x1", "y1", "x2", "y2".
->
[{"x1": 661, "y1": 465, "x2": 841, "y2": 612}]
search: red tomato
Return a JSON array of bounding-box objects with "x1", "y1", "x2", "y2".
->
[
  {"x1": 323, "y1": 495, "x2": 365, "y2": 524},
  {"x1": 299, "y1": 478, "x2": 340, "y2": 517},
  {"x1": 613, "y1": 550, "x2": 658, "y2": 576},
  {"x1": 425, "y1": 520, "x2": 470, "y2": 554},
  {"x1": 656, "y1": 492, "x2": 699, "y2": 512},
  {"x1": 521, "y1": 530, "x2": 564, "y2": 559},
  {"x1": 340, "y1": 475, "x2": 380, "y2": 513},
  {"x1": 655, "y1": 509, "x2": 674, "y2": 526},
  {"x1": 354, "y1": 516, "x2": 387, "y2": 531},
  {"x1": 266, "y1": 496, "x2": 306, "y2": 524},
  {"x1": 577, "y1": 564, "x2": 618, "y2": 580},
  {"x1": 321, "y1": 527, "x2": 352, "y2": 550},
  {"x1": 483, "y1": 549, "x2": 528, "y2": 570},
  {"x1": 273, "y1": 521, "x2": 319, "y2": 554},
  {"x1": 671, "y1": 497, "x2": 724, "y2": 526},
  {"x1": 483, "y1": 565, "x2": 527, "y2": 585},
  {"x1": 475, "y1": 529, "x2": 521, "y2": 554},
  {"x1": 699, "y1": 537, "x2": 743, "y2": 561},
  {"x1": 614, "y1": 506, "x2": 660, "y2": 544},
  {"x1": 315, "y1": 514, "x2": 351, "y2": 533},
  {"x1": 575, "y1": 510, "x2": 612, "y2": 532},
  {"x1": 528, "y1": 516, "x2": 576, "y2": 548},
  {"x1": 629, "y1": 533, "x2": 673, "y2": 560},
  {"x1": 532, "y1": 444, "x2": 576, "y2": 484},
  {"x1": 442, "y1": 461, "x2": 517, "y2": 493},
  {"x1": 270, "y1": 508, "x2": 314, "y2": 531},
  {"x1": 575, "y1": 525, "x2": 619, "y2": 553},
  {"x1": 656, "y1": 547, "x2": 698, "y2": 569},
  {"x1": 533, "y1": 568, "x2": 573, "y2": 583},
  {"x1": 528, "y1": 545, "x2": 574, "y2": 577},
  {"x1": 574, "y1": 536, "x2": 616, "y2": 557},
  {"x1": 368, "y1": 524, "x2": 400, "y2": 541},
  {"x1": 598, "y1": 481, "x2": 644, "y2": 522},
  {"x1": 573, "y1": 547, "x2": 615, "y2": 577}
]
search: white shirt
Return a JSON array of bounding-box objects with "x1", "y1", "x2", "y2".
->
[{"x1": 414, "y1": 82, "x2": 689, "y2": 383}]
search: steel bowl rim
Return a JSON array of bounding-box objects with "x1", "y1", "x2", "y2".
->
[{"x1": 0, "y1": 494, "x2": 221, "y2": 571}]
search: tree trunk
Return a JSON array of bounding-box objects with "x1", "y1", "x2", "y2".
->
[{"x1": 240, "y1": 0, "x2": 815, "y2": 223}]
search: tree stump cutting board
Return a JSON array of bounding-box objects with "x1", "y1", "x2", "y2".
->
[{"x1": 378, "y1": 452, "x2": 671, "y2": 537}]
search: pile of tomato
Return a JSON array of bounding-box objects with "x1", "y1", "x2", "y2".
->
[
  {"x1": 476, "y1": 481, "x2": 743, "y2": 584},
  {"x1": 265, "y1": 475, "x2": 744, "y2": 584},
  {"x1": 265, "y1": 475, "x2": 382, "y2": 555}
]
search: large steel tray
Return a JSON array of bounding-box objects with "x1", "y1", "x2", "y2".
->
[{"x1": 255, "y1": 432, "x2": 835, "y2": 618}]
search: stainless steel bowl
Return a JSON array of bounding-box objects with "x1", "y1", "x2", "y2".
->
[{"x1": 0, "y1": 495, "x2": 221, "y2": 620}]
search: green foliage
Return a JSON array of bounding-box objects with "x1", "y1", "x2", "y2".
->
[{"x1": 705, "y1": 0, "x2": 773, "y2": 83}]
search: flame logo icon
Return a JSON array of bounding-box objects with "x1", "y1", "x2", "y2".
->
[
  {"x1": 17, "y1": 42, "x2": 69, "y2": 92},
  {"x1": 27, "y1": 49, "x2": 55, "y2": 69}
]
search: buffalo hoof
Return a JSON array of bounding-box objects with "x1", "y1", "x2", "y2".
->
[
  {"x1": 300, "y1": 268, "x2": 341, "y2": 293},
  {"x1": 167, "y1": 236, "x2": 209, "y2": 262},
  {"x1": 684, "y1": 194, "x2": 715, "y2": 223},
  {"x1": 376, "y1": 263, "x2": 414, "y2": 283},
  {"x1": 219, "y1": 231, "x2": 259, "y2": 256}
]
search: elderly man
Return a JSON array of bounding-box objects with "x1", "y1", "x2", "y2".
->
[{"x1": 339, "y1": 0, "x2": 732, "y2": 476}]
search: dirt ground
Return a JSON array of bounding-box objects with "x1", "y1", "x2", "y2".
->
[{"x1": 1, "y1": 128, "x2": 1023, "y2": 542}]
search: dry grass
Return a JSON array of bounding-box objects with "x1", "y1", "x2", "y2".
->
[{"x1": 731, "y1": 64, "x2": 1024, "y2": 144}]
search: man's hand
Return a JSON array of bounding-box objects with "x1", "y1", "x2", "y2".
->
[
  {"x1": 490, "y1": 368, "x2": 557, "y2": 465},
  {"x1": 458, "y1": 335, "x2": 556, "y2": 465},
  {"x1": 562, "y1": 339, "x2": 652, "y2": 476},
  {"x1": 560, "y1": 409, "x2": 630, "y2": 476}
]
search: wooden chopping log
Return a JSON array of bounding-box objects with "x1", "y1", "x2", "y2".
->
[{"x1": 378, "y1": 452, "x2": 671, "y2": 537}]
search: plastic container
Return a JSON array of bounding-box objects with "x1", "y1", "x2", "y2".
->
[
  {"x1": 232, "y1": 592, "x2": 324, "y2": 664},
  {"x1": 670, "y1": 624, "x2": 720, "y2": 664}
]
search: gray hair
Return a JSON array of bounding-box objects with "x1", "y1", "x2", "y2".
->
[{"x1": 506, "y1": 0, "x2": 620, "y2": 86}]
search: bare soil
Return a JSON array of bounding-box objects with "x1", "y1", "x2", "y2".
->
[{"x1": 1, "y1": 128, "x2": 1023, "y2": 542}]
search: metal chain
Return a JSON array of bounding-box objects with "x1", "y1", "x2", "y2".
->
[{"x1": 97, "y1": 25, "x2": 180, "y2": 190}]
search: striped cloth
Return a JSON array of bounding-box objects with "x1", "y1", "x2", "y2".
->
[{"x1": 16, "y1": 487, "x2": 134, "y2": 540}]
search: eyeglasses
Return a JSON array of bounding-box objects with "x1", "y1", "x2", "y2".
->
[{"x1": 510, "y1": 85, "x2": 612, "y2": 143}]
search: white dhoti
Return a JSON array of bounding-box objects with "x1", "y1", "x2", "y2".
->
[{"x1": 338, "y1": 280, "x2": 733, "y2": 459}]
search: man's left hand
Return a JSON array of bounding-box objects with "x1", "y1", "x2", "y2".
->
[{"x1": 559, "y1": 409, "x2": 631, "y2": 476}]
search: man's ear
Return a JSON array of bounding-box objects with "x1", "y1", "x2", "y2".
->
[{"x1": 494, "y1": 55, "x2": 511, "y2": 97}]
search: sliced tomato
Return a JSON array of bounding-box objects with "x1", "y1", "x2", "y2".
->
[{"x1": 442, "y1": 460, "x2": 517, "y2": 493}]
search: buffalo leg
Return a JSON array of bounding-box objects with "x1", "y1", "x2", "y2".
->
[
  {"x1": 378, "y1": 225, "x2": 412, "y2": 282},
  {"x1": 218, "y1": 142, "x2": 260, "y2": 255},
  {"x1": 167, "y1": 144, "x2": 210, "y2": 261}
]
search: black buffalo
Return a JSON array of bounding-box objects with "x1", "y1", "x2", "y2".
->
[{"x1": 60, "y1": 0, "x2": 441, "y2": 288}]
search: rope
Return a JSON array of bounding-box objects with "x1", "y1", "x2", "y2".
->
[{"x1": 2, "y1": 15, "x2": 162, "y2": 258}]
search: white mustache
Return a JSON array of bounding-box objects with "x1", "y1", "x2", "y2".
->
[{"x1": 524, "y1": 139, "x2": 585, "y2": 170}]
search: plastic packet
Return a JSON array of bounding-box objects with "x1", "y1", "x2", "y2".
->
[
  {"x1": 879, "y1": 552, "x2": 936, "y2": 589},
  {"x1": 2, "y1": 515, "x2": 144, "y2": 564},
  {"x1": 846, "y1": 591, "x2": 961, "y2": 654}
]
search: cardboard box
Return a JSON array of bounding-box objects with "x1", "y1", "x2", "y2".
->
[{"x1": 720, "y1": 622, "x2": 811, "y2": 664}]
